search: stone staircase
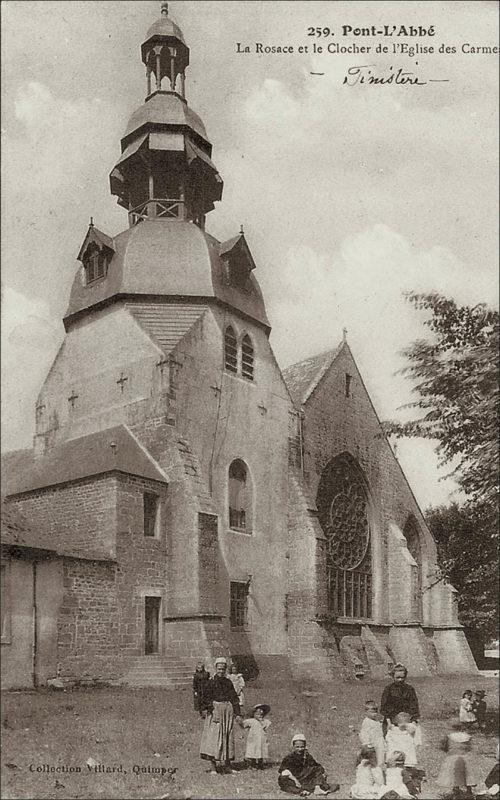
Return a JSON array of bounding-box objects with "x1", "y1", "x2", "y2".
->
[
  {"x1": 122, "y1": 655, "x2": 195, "y2": 688},
  {"x1": 339, "y1": 635, "x2": 369, "y2": 678}
]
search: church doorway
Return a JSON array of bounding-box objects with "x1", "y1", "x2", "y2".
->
[
  {"x1": 144, "y1": 596, "x2": 161, "y2": 655},
  {"x1": 316, "y1": 454, "x2": 372, "y2": 620}
]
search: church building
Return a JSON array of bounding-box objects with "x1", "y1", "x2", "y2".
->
[{"x1": 1, "y1": 4, "x2": 476, "y2": 689}]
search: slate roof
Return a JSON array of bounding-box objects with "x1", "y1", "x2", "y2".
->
[
  {"x1": 65, "y1": 219, "x2": 270, "y2": 331},
  {"x1": 3, "y1": 425, "x2": 168, "y2": 497},
  {"x1": 127, "y1": 302, "x2": 207, "y2": 353},
  {"x1": 0, "y1": 501, "x2": 112, "y2": 561},
  {"x1": 282, "y1": 343, "x2": 345, "y2": 406},
  {"x1": 123, "y1": 92, "x2": 207, "y2": 144}
]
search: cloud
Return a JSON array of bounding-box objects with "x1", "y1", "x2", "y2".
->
[{"x1": 1, "y1": 286, "x2": 63, "y2": 452}]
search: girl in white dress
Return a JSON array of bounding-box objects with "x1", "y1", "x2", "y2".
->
[
  {"x1": 240, "y1": 703, "x2": 271, "y2": 769},
  {"x1": 459, "y1": 690, "x2": 476, "y2": 727}
]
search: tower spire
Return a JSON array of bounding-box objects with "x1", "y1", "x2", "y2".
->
[{"x1": 109, "y1": 5, "x2": 223, "y2": 229}]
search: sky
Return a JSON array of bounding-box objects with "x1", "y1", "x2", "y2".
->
[{"x1": 1, "y1": 0, "x2": 498, "y2": 509}]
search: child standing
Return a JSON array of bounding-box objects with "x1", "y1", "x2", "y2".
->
[
  {"x1": 350, "y1": 745, "x2": 385, "y2": 799},
  {"x1": 386, "y1": 713, "x2": 418, "y2": 768},
  {"x1": 459, "y1": 690, "x2": 476, "y2": 728},
  {"x1": 240, "y1": 703, "x2": 271, "y2": 769},
  {"x1": 192, "y1": 661, "x2": 210, "y2": 714},
  {"x1": 359, "y1": 700, "x2": 386, "y2": 768},
  {"x1": 436, "y1": 731, "x2": 478, "y2": 798},
  {"x1": 473, "y1": 690, "x2": 487, "y2": 731},
  {"x1": 228, "y1": 663, "x2": 245, "y2": 710}
]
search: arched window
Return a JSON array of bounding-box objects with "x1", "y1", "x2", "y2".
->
[
  {"x1": 403, "y1": 517, "x2": 423, "y2": 621},
  {"x1": 228, "y1": 459, "x2": 251, "y2": 533},
  {"x1": 241, "y1": 334, "x2": 254, "y2": 381},
  {"x1": 316, "y1": 454, "x2": 372, "y2": 619},
  {"x1": 224, "y1": 326, "x2": 238, "y2": 373}
]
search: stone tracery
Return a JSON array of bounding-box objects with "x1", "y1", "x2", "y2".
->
[{"x1": 317, "y1": 455, "x2": 372, "y2": 619}]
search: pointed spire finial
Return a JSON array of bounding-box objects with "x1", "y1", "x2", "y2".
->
[
  {"x1": 161, "y1": 2, "x2": 169, "y2": 16},
  {"x1": 240, "y1": 224, "x2": 244, "y2": 235},
  {"x1": 342, "y1": 326, "x2": 348, "y2": 342},
  {"x1": 90, "y1": 216, "x2": 94, "y2": 227}
]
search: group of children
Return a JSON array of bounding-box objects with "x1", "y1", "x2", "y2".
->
[
  {"x1": 460, "y1": 689, "x2": 487, "y2": 731},
  {"x1": 193, "y1": 661, "x2": 271, "y2": 769},
  {"x1": 193, "y1": 662, "x2": 497, "y2": 797},
  {"x1": 350, "y1": 693, "x2": 496, "y2": 800},
  {"x1": 351, "y1": 700, "x2": 424, "y2": 799}
]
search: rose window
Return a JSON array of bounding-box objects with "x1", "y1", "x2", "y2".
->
[{"x1": 316, "y1": 455, "x2": 372, "y2": 619}]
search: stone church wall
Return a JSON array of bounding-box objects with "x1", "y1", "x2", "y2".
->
[
  {"x1": 6, "y1": 476, "x2": 118, "y2": 560},
  {"x1": 302, "y1": 345, "x2": 439, "y2": 628},
  {"x1": 7, "y1": 473, "x2": 170, "y2": 683},
  {"x1": 167, "y1": 307, "x2": 292, "y2": 656},
  {"x1": 35, "y1": 304, "x2": 165, "y2": 449}
]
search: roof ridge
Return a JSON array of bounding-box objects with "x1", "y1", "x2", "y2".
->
[
  {"x1": 282, "y1": 341, "x2": 346, "y2": 406},
  {"x1": 122, "y1": 425, "x2": 169, "y2": 483}
]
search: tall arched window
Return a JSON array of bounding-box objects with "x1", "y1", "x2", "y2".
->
[
  {"x1": 241, "y1": 334, "x2": 254, "y2": 381},
  {"x1": 224, "y1": 326, "x2": 238, "y2": 373},
  {"x1": 403, "y1": 517, "x2": 423, "y2": 620},
  {"x1": 316, "y1": 454, "x2": 372, "y2": 619},
  {"x1": 228, "y1": 459, "x2": 251, "y2": 533}
]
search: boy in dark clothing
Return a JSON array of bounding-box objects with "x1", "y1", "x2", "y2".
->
[
  {"x1": 473, "y1": 690, "x2": 487, "y2": 731},
  {"x1": 278, "y1": 734, "x2": 339, "y2": 796},
  {"x1": 192, "y1": 661, "x2": 210, "y2": 714}
]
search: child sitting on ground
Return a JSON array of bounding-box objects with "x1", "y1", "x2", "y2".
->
[
  {"x1": 435, "y1": 730, "x2": 478, "y2": 799},
  {"x1": 350, "y1": 745, "x2": 385, "y2": 799},
  {"x1": 473, "y1": 690, "x2": 487, "y2": 731},
  {"x1": 381, "y1": 751, "x2": 416, "y2": 799},
  {"x1": 360, "y1": 701, "x2": 386, "y2": 768},
  {"x1": 228, "y1": 662, "x2": 245, "y2": 710},
  {"x1": 239, "y1": 703, "x2": 271, "y2": 769},
  {"x1": 459, "y1": 690, "x2": 476, "y2": 728},
  {"x1": 192, "y1": 661, "x2": 210, "y2": 715}
]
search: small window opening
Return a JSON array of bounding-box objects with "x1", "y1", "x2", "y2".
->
[
  {"x1": 241, "y1": 335, "x2": 254, "y2": 381},
  {"x1": 224, "y1": 325, "x2": 238, "y2": 373},
  {"x1": 1, "y1": 563, "x2": 11, "y2": 642},
  {"x1": 230, "y1": 581, "x2": 249, "y2": 629},
  {"x1": 144, "y1": 492, "x2": 159, "y2": 537},
  {"x1": 345, "y1": 373, "x2": 352, "y2": 398},
  {"x1": 84, "y1": 245, "x2": 107, "y2": 285},
  {"x1": 229, "y1": 459, "x2": 249, "y2": 532}
]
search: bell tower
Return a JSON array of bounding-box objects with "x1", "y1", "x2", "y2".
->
[{"x1": 109, "y1": 2, "x2": 223, "y2": 230}]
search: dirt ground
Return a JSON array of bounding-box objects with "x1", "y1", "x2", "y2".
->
[{"x1": 1, "y1": 673, "x2": 498, "y2": 800}]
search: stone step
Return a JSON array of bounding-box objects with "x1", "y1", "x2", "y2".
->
[
  {"x1": 125, "y1": 678, "x2": 191, "y2": 687},
  {"x1": 126, "y1": 663, "x2": 193, "y2": 671}
]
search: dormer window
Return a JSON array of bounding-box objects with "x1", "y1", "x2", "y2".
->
[
  {"x1": 219, "y1": 231, "x2": 256, "y2": 292},
  {"x1": 84, "y1": 245, "x2": 108, "y2": 285},
  {"x1": 229, "y1": 260, "x2": 250, "y2": 290},
  {"x1": 77, "y1": 223, "x2": 115, "y2": 288}
]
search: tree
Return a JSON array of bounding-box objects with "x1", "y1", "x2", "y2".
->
[
  {"x1": 387, "y1": 293, "x2": 499, "y2": 634},
  {"x1": 387, "y1": 292, "x2": 499, "y2": 510},
  {"x1": 425, "y1": 503, "x2": 498, "y2": 639}
]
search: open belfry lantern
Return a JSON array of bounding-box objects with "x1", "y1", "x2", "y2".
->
[{"x1": 109, "y1": 2, "x2": 223, "y2": 229}]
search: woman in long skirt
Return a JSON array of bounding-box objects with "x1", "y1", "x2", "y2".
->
[{"x1": 200, "y1": 657, "x2": 242, "y2": 774}]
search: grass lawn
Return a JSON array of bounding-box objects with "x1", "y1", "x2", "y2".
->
[{"x1": 1, "y1": 674, "x2": 498, "y2": 800}]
